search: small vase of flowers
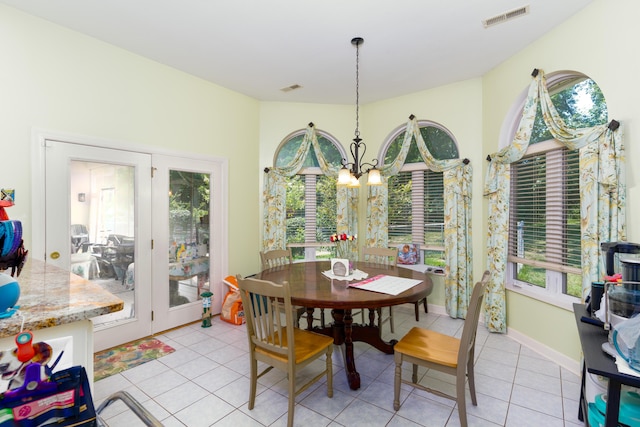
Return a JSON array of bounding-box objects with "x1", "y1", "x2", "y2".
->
[{"x1": 331, "y1": 233, "x2": 356, "y2": 274}]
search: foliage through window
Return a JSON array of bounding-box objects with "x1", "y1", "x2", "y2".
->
[
  {"x1": 529, "y1": 77, "x2": 608, "y2": 144},
  {"x1": 383, "y1": 122, "x2": 459, "y2": 267},
  {"x1": 275, "y1": 130, "x2": 345, "y2": 261},
  {"x1": 275, "y1": 133, "x2": 343, "y2": 167},
  {"x1": 169, "y1": 170, "x2": 210, "y2": 246},
  {"x1": 508, "y1": 73, "x2": 607, "y2": 299}
]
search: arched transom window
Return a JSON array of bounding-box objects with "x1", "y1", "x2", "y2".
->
[
  {"x1": 381, "y1": 121, "x2": 459, "y2": 267},
  {"x1": 506, "y1": 72, "x2": 607, "y2": 299},
  {"x1": 274, "y1": 129, "x2": 346, "y2": 261}
]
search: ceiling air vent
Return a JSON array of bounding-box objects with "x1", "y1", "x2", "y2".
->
[
  {"x1": 483, "y1": 5, "x2": 530, "y2": 28},
  {"x1": 280, "y1": 84, "x2": 302, "y2": 93}
]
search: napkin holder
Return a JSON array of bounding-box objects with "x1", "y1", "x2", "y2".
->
[{"x1": 331, "y1": 258, "x2": 349, "y2": 277}]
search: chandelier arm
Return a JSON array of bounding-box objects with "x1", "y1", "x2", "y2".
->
[
  {"x1": 350, "y1": 140, "x2": 361, "y2": 173},
  {"x1": 359, "y1": 160, "x2": 379, "y2": 173},
  {"x1": 355, "y1": 140, "x2": 366, "y2": 167}
]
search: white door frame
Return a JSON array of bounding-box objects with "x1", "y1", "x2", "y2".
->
[
  {"x1": 38, "y1": 139, "x2": 153, "y2": 351},
  {"x1": 31, "y1": 128, "x2": 229, "y2": 346},
  {"x1": 151, "y1": 154, "x2": 227, "y2": 332}
]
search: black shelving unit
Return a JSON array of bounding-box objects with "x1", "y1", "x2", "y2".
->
[{"x1": 574, "y1": 303, "x2": 640, "y2": 426}]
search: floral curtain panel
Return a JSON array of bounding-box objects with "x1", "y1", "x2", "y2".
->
[
  {"x1": 367, "y1": 117, "x2": 474, "y2": 318},
  {"x1": 364, "y1": 125, "x2": 413, "y2": 250},
  {"x1": 262, "y1": 124, "x2": 355, "y2": 252},
  {"x1": 337, "y1": 184, "x2": 360, "y2": 260},
  {"x1": 483, "y1": 69, "x2": 625, "y2": 332},
  {"x1": 442, "y1": 165, "x2": 473, "y2": 317}
]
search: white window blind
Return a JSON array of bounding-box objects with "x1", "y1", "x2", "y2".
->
[
  {"x1": 304, "y1": 174, "x2": 317, "y2": 243},
  {"x1": 508, "y1": 146, "x2": 581, "y2": 274},
  {"x1": 388, "y1": 171, "x2": 413, "y2": 243},
  {"x1": 314, "y1": 174, "x2": 336, "y2": 242},
  {"x1": 285, "y1": 175, "x2": 305, "y2": 244},
  {"x1": 388, "y1": 170, "x2": 444, "y2": 249},
  {"x1": 285, "y1": 174, "x2": 337, "y2": 257},
  {"x1": 423, "y1": 169, "x2": 445, "y2": 250}
]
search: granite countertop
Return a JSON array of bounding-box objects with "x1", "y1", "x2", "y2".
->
[{"x1": 0, "y1": 258, "x2": 124, "y2": 338}]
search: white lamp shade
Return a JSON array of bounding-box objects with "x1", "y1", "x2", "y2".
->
[
  {"x1": 348, "y1": 175, "x2": 361, "y2": 188},
  {"x1": 338, "y1": 168, "x2": 352, "y2": 185},
  {"x1": 367, "y1": 168, "x2": 382, "y2": 185}
]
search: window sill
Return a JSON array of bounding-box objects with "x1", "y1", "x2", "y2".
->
[
  {"x1": 506, "y1": 281, "x2": 578, "y2": 311},
  {"x1": 398, "y1": 264, "x2": 445, "y2": 276}
]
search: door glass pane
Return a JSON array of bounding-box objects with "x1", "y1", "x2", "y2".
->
[
  {"x1": 70, "y1": 161, "x2": 136, "y2": 327},
  {"x1": 168, "y1": 170, "x2": 210, "y2": 308}
]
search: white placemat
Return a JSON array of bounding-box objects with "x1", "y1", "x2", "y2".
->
[
  {"x1": 348, "y1": 274, "x2": 423, "y2": 295},
  {"x1": 322, "y1": 269, "x2": 369, "y2": 281}
]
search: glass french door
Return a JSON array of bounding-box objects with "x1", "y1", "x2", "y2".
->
[
  {"x1": 43, "y1": 141, "x2": 153, "y2": 351},
  {"x1": 37, "y1": 140, "x2": 227, "y2": 347},
  {"x1": 151, "y1": 154, "x2": 224, "y2": 333}
]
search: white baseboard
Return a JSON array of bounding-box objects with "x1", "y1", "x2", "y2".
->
[
  {"x1": 426, "y1": 303, "x2": 448, "y2": 316},
  {"x1": 436, "y1": 306, "x2": 580, "y2": 376},
  {"x1": 506, "y1": 326, "x2": 580, "y2": 376}
]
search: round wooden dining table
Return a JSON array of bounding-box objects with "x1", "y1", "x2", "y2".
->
[{"x1": 255, "y1": 260, "x2": 432, "y2": 390}]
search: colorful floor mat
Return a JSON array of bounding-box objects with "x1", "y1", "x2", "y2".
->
[{"x1": 93, "y1": 337, "x2": 175, "y2": 381}]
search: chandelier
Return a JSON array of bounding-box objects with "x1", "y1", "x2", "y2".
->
[{"x1": 337, "y1": 37, "x2": 382, "y2": 187}]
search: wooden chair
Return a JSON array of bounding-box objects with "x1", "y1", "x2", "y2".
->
[
  {"x1": 395, "y1": 245, "x2": 430, "y2": 322},
  {"x1": 259, "y1": 248, "x2": 324, "y2": 328},
  {"x1": 362, "y1": 246, "x2": 398, "y2": 333},
  {"x1": 260, "y1": 248, "x2": 293, "y2": 269},
  {"x1": 236, "y1": 275, "x2": 333, "y2": 427},
  {"x1": 368, "y1": 245, "x2": 430, "y2": 323},
  {"x1": 393, "y1": 271, "x2": 491, "y2": 427},
  {"x1": 362, "y1": 246, "x2": 397, "y2": 265}
]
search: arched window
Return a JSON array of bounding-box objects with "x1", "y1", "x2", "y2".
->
[
  {"x1": 274, "y1": 129, "x2": 346, "y2": 260},
  {"x1": 506, "y1": 72, "x2": 607, "y2": 299},
  {"x1": 381, "y1": 121, "x2": 459, "y2": 267}
]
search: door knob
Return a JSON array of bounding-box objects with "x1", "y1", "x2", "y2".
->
[{"x1": 50, "y1": 251, "x2": 60, "y2": 260}]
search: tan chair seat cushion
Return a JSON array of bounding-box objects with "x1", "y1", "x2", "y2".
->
[
  {"x1": 394, "y1": 327, "x2": 460, "y2": 368},
  {"x1": 256, "y1": 327, "x2": 334, "y2": 364}
]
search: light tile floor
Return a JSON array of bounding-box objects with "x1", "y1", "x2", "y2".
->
[{"x1": 94, "y1": 306, "x2": 584, "y2": 427}]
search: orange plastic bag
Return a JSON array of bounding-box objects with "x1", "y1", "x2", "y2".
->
[{"x1": 220, "y1": 276, "x2": 245, "y2": 325}]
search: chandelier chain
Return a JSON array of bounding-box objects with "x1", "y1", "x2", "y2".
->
[
  {"x1": 338, "y1": 37, "x2": 380, "y2": 186},
  {"x1": 354, "y1": 39, "x2": 360, "y2": 139}
]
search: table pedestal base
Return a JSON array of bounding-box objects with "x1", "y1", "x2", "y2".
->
[{"x1": 308, "y1": 308, "x2": 397, "y2": 390}]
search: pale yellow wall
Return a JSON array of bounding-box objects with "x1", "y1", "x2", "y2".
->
[
  {"x1": 483, "y1": 0, "x2": 640, "y2": 361},
  {"x1": 257, "y1": 102, "x2": 354, "y2": 271},
  {"x1": 364, "y1": 79, "x2": 485, "y2": 282},
  {"x1": 4, "y1": 0, "x2": 639, "y2": 363},
  {"x1": 259, "y1": 0, "x2": 640, "y2": 364},
  {"x1": 259, "y1": 79, "x2": 484, "y2": 283},
  {"x1": 258, "y1": 101, "x2": 353, "y2": 201},
  {"x1": 258, "y1": 82, "x2": 482, "y2": 324},
  {"x1": 0, "y1": 5, "x2": 260, "y2": 277}
]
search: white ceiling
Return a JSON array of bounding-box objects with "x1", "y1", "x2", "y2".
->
[{"x1": 1, "y1": 0, "x2": 594, "y2": 104}]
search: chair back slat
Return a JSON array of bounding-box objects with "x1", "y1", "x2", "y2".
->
[
  {"x1": 236, "y1": 274, "x2": 334, "y2": 427},
  {"x1": 457, "y1": 271, "x2": 491, "y2": 367},
  {"x1": 237, "y1": 275, "x2": 293, "y2": 358},
  {"x1": 260, "y1": 249, "x2": 293, "y2": 270},
  {"x1": 251, "y1": 293, "x2": 274, "y2": 343},
  {"x1": 362, "y1": 246, "x2": 397, "y2": 266}
]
